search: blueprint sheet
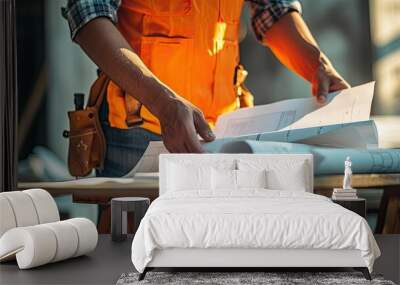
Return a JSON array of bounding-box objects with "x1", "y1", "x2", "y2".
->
[
  {"x1": 214, "y1": 82, "x2": 375, "y2": 137},
  {"x1": 125, "y1": 82, "x2": 387, "y2": 176}
]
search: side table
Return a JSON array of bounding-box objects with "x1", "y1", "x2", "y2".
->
[
  {"x1": 332, "y1": 198, "x2": 366, "y2": 218},
  {"x1": 111, "y1": 197, "x2": 150, "y2": 241}
]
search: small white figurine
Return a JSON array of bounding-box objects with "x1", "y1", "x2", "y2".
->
[{"x1": 343, "y1": 156, "x2": 353, "y2": 190}]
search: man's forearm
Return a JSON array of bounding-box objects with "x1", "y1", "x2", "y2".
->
[
  {"x1": 75, "y1": 17, "x2": 173, "y2": 118},
  {"x1": 263, "y1": 11, "x2": 349, "y2": 98},
  {"x1": 263, "y1": 12, "x2": 328, "y2": 82}
]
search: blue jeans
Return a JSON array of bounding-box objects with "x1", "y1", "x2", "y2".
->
[{"x1": 96, "y1": 124, "x2": 162, "y2": 177}]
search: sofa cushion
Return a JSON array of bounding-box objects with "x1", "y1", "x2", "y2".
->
[{"x1": 0, "y1": 218, "x2": 97, "y2": 269}]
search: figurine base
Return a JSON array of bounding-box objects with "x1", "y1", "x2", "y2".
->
[
  {"x1": 332, "y1": 188, "x2": 358, "y2": 200},
  {"x1": 333, "y1": 188, "x2": 357, "y2": 192}
]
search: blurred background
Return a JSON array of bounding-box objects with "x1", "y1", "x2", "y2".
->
[{"x1": 16, "y1": 0, "x2": 400, "y2": 228}]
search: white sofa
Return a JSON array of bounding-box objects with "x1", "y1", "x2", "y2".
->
[{"x1": 0, "y1": 189, "x2": 98, "y2": 269}]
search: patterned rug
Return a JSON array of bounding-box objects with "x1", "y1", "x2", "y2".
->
[{"x1": 116, "y1": 271, "x2": 395, "y2": 285}]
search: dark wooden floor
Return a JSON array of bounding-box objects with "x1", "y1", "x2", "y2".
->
[{"x1": 0, "y1": 235, "x2": 398, "y2": 285}]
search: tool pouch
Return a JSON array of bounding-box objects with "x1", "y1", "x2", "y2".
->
[{"x1": 63, "y1": 73, "x2": 108, "y2": 177}]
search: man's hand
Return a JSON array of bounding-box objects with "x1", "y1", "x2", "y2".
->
[
  {"x1": 311, "y1": 56, "x2": 350, "y2": 103},
  {"x1": 156, "y1": 96, "x2": 215, "y2": 153}
]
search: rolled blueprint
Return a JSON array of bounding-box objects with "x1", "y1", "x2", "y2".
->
[{"x1": 211, "y1": 140, "x2": 400, "y2": 175}]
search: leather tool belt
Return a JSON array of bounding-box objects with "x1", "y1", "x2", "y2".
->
[{"x1": 63, "y1": 73, "x2": 109, "y2": 177}]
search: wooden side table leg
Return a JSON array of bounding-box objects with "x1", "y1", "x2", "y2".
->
[
  {"x1": 98, "y1": 204, "x2": 111, "y2": 234},
  {"x1": 395, "y1": 196, "x2": 400, "y2": 233},
  {"x1": 376, "y1": 189, "x2": 390, "y2": 234},
  {"x1": 127, "y1": 212, "x2": 135, "y2": 234},
  {"x1": 383, "y1": 194, "x2": 400, "y2": 234},
  {"x1": 111, "y1": 201, "x2": 124, "y2": 241}
]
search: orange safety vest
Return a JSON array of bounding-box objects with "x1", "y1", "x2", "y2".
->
[{"x1": 107, "y1": 0, "x2": 247, "y2": 134}]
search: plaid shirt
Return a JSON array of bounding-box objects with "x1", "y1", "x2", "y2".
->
[{"x1": 63, "y1": 0, "x2": 301, "y2": 42}]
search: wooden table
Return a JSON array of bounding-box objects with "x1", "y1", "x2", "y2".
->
[{"x1": 18, "y1": 173, "x2": 400, "y2": 234}]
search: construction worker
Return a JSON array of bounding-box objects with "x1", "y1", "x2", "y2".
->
[{"x1": 64, "y1": 0, "x2": 350, "y2": 177}]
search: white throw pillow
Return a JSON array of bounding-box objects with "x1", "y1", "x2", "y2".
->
[
  {"x1": 212, "y1": 168, "x2": 236, "y2": 190},
  {"x1": 267, "y1": 161, "x2": 309, "y2": 191},
  {"x1": 236, "y1": 169, "x2": 267, "y2": 189},
  {"x1": 237, "y1": 159, "x2": 310, "y2": 191},
  {"x1": 167, "y1": 162, "x2": 212, "y2": 191},
  {"x1": 211, "y1": 169, "x2": 267, "y2": 190}
]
